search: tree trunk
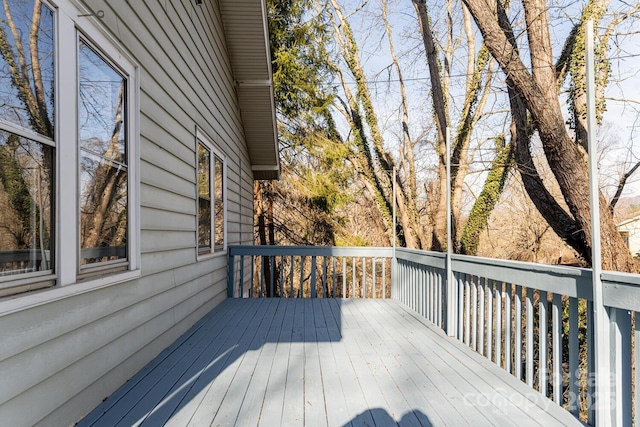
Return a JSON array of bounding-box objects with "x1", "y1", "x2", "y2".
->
[
  {"x1": 329, "y1": 2, "x2": 423, "y2": 248},
  {"x1": 460, "y1": 137, "x2": 513, "y2": 255},
  {"x1": 382, "y1": 0, "x2": 427, "y2": 248},
  {"x1": 255, "y1": 181, "x2": 272, "y2": 296},
  {"x1": 462, "y1": 0, "x2": 635, "y2": 271},
  {"x1": 413, "y1": 0, "x2": 449, "y2": 251}
]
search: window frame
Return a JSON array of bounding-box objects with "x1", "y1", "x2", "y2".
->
[
  {"x1": 0, "y1": 0, "x2": 57, "y2": 294},
  {"x1": 195, "y1": 129, "x2": 226, "y2": 259},
  {"x1": 0, "y1": 0, "x2": 140, "y2": 295},
  {"x1": 75, "y1": 35, "x2": 132, "y2": 276}
]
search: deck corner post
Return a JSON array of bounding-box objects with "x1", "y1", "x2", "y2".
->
[{"x1": 586, "y1": 20, "x2": 613, "y2": 427}]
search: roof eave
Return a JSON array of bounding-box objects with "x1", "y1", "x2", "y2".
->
[{"x1": 218, "y1": 0, "x2": 280, "y2": 180}]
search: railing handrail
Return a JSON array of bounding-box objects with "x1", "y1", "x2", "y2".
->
[
  {"x1": 228, "y1": 245, "x2": 394, "y2": 258},
  {"x1": 396, "y1": 248, "x2": 595, "y2": 300}
]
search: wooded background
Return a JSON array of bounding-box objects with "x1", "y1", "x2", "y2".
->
[{"x1": 258, "y1": 0, "x2": 640, "y2": 272}]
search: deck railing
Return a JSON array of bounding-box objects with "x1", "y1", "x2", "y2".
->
[
  {"x1": 228, "y1": 245, "x2": 393, "y2": 298},
  {"x1": 228, "y1": 245, "x2": 640, "y2": 426}
]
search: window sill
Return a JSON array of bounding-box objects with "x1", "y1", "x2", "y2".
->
[
  {"x1": 196, "y1": 249, "x2": 227, "y2": 262},
  {"x1": 0, "y1": 269, "x2": 141, "y2": 317}
]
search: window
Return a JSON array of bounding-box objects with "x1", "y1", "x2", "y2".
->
[
  {"x1": 78, "y1": 41, "x2": 128, "y2": 269},
  {"x1": 0, "y1": 0, "x2": 55, "y2": 279},
  {"x1": 620, "y1": 231, "x2": 630, "y2": 249},
  {"x1": 0, "y1": 0, "x2": 138, "y2": 293},
  {"x1": 197, "y1": 132, "x2": 225, "y2": 255}
]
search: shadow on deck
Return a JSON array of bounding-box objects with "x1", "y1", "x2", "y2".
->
[{"x1": 78, "y1": 298, "x2": 582, "y2": 426}]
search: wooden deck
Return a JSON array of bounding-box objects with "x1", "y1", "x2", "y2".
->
[{"x1": 78, "y1": 298, "x2": 583, "y2": 427}]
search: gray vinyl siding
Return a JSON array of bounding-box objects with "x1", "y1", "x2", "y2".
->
[{"x1": 0, "y1": 1, "x2": 256, "y2": 425}]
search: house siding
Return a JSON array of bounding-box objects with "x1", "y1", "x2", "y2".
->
[
  {"x1": 618, "y1": 219, "x2": 640, "y2": 257},
  {"x1": 0, "y1": 1, "x2": 257, "y2": 425}
]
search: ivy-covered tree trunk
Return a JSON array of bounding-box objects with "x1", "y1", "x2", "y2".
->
[
  {"x1": 413, "y1": 0, "x2": 499, "y2": 253},
  {"x1": 329, "y1": 0, "x2": 424, "y2": 248},
  {"x1": 460, "y1": 137, "x2": 513, "y2": 255},
  {"x1": 0, "y1": 137, "x2": 41, "y2": 248}
]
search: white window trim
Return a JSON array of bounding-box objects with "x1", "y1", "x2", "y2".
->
[
  {"x1": 0, "y1": 0, "x2": 140, "y2": 294},
  {"x1": 195, "y1": 128, "x2": 227, "y2": 260}
]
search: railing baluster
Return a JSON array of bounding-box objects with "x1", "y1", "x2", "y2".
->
[
  {"x1": 412, "y1": 262, "x2": 417, "y2": 311},
  {"x1": 552, "y1": 293, "x2": 562, "y2": 403},
  {"x1": 228, "y1": 253, "x2": 235, "y2": 297},
  {"x1": 412, "y1": 263, "x2": 417, "y2": 311},
  {"x1": 398, "y1": 261, "x2": 407, "y2": 304},
  {"x1": 514, "y1": 285, "x2": 522, "y2": 380},
  {"x1": 415, "y1": 262, "x2": 419, "y2": 311},
  {"x1": 539, "y1": 290, "x2": 548, "y2": 395},
  {"x1": 486, "y1": 278, "x2": 493, "y2": 359},
  {"x1": 270, "y1": 256, "x2": 275, "y2": 297},
  {"x1": 323, "y1": 256, "x2": 328, "y2": 298},
  {"x1": 425, "y1": 267, "x2": 430, "y2": 320},
  {"x1": 568, "y1": 296, "x2": 579, "y2": 415},
  {"x1": 422, "y1": 266, "x2": 426, "y2": 318},
  {"x1": 362, "y1": 257, "x2": 366, "y2": 298},
  {"x1": 342, "y1": 257, "x2": 347, "y2": 298},
  {"x1": 587, "y1": 300, "x2": 595, "y2": 425},
  {"x1": 419, "y1": 264, "x2": 423, "y2": 314},
  {"x1": 504, "y1": 283, "x2": 511, "y2": 373},
  {"x1": 471, "y1": 277, "x2": 478, "y2": 352},
  {"x1": 464, "y1": 274, "x2": 470, "y2": 346},
  {"x1": 372, "y1": 258, "x2": 376, "y2": 298},
  {"x1": 352, "y1": 257, "x2": 356, "y2": 298},
  {"x1": 424, "y1": 268, "x2": 429, "y2": 321},
  {"x1": 382, "y1": 258, "x2": 386, "y2": 299},
  {"x1": 289, "y1": 255, "x2": 294, "y2": 298},
  {"x1": 526, "y1": 287, "x2": 534, "y2": 387},
  {"x1": 494, "y1": 283, "x2": 501, "y2": 366},
  {"x1": 635, "y1": 311, "x2": 640, "y2": 427},
  {"x1": 311, "y1": 256, "x2": 317, "y2": 298},
  {"x1": 402, "y1": 260, "x2": 406, "y2": 302},
  {"x1": 407, "y1": 261, "x2": 411, "y2": 308},
  {"x1": 405, "y1": 262, "x2": 409, "y2": 307},
  {"x1": 259, "y1": 256, "x2": 265, "y2": 298},
  {"x1": 299, "y1": 256, "x2": 306, "y2": 298},
  {"x1": 431, "y1": 268, "x2": 436, "y2": 325},
  {"x1": 431, "y1": 269, "x2": 444, "y2": 328},
  {"x1": 250, "y1": 255, "x2": 255, "y2": 298},
  {"x1": 611, "y1": 307, "x2": 632, "y2": 426},
  {"x1": 239, "y1": 255, "x2": 244, "y2": 298},
  {"x1": 430, "y1": 268, "x2": 436, "y2": 322},
  {"x1": 478, "y1": 279, "x2": 485, "y2": 356},
  {"x1": 458, "y1": 274, "x2": 464, "y2": 341},
  {"x1": 332, "y1": 257, "x2": 337, "y2": 298},
  {"x1": 279, "y1": 256, "x2": 285, "y2": 298}
]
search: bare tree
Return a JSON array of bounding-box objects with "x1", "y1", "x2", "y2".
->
[{"x1": 328, "y1": 0, "x2": 426, "y2": 248}]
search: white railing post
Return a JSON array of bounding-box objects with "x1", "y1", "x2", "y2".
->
[
  {"x1": 392, "y1": 167, "x2": 397, "y2": 301},
  {"x1": 445, "y1": 127, "x2": 456, "y2": 336},
  {"x1": 586, "y1": 20, "x2": 612, "y2": 427}
]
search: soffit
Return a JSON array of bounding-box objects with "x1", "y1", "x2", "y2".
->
[{"x1": 218, "y1": 0, "x2": 280, "y2": 180}]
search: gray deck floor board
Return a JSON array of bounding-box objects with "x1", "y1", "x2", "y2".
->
[{"x1": 79, "y1": 298, "x2": 585, "y2": 427}]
